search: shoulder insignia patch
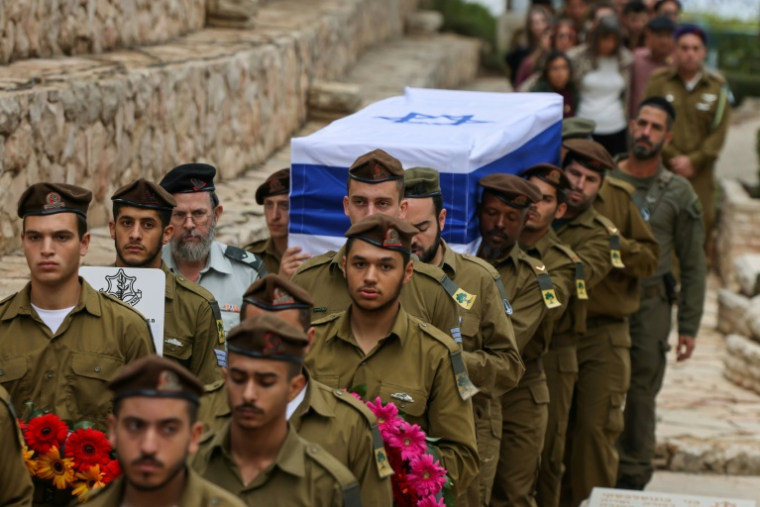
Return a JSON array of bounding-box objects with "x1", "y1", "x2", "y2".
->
[
  {"x1": 530, "y1": 262, "x2": 562, "y2": 309},
  {"x1": 209, "y1": 301, "x2": 225, "y2": 345},
  {"x1": 311, "y1": 312, "x2": 341, "y2": 326},
  {"x1": 595, "y1": 215, "x2": 625, "y2": 269},
  {"x1": 450, "y1": 350, "x2": 479, "y2": 400},
  {"x1": 224, "y1": 245, "x2": 267, "y2": 275},
  {"x1": 372, "y1": 425, "x2": 395, "y2": 478},
  {"x1": 439, "y1": 274, "x2": 476, "y2": 310},
  {"x1": 687, "y1": 197, "x2": 703, "y2": 219}
]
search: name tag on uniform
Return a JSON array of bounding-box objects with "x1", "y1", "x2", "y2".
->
[
  {"x1": 702, "y1": 93, "x2": 717, "y2": 102},
  {"x1": 696, "y1": 103, "x2": 711, "y2": 111}
]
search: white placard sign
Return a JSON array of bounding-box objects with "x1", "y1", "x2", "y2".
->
[
  {"x1": 80, "y1": 267, "x2": 166, "y2": 356},
  {"x1": 589, "y1": 488, "x2": 756, "y2": 507}
]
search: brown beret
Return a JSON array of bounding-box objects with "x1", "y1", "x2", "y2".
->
[
  {"x1": 17, "y1": 182, "x2": 92, "y2": 219},
  {"x1": 562, "y1": 138, "x2": 616, "y2": 173},
  {"x1": 478, "y1": 173, "x2": 542, "y2": 209},
  {"x1": 404, "y1": 167, "x2": 442, "y2": 198},
  {"x1": 344, "y1": 214, "x2": 418, "y2": 254},
  {"x1": 107, "y1": 355, "x2": 205, "y2": 404},
  {"x1": 243, "y1": 274, "x2": 314, "y2": 311},
  {"x1": 227, "y1": 313, "x2": 310, "y2": 364},
  {"x1": 111, "y1": 178, "x2": 177, "y2": 211},
  {"x1": 520, "y1": 163, "x2": 571, "y2": 192},
  {"x1": 255, "y1": 169, "x2": 290, "y2": 205},
  {"x1": 349, "y1": 149, "x2": 404, "y2": 183}
]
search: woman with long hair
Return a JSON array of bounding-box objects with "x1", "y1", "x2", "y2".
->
[
  {"x1": 530, "y1": 51, "x2": 579, "y2": 118},
  {"x1": 505, "y1": 4, "x2": 554, "y2": 86}
]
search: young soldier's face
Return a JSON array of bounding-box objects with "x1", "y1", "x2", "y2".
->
[
  {"x1": 342, "y1": 239, "x2": 413, "y2": 312},
  {"x1": 108, "y1": 397, "x2": 202, "y2": 492},
  {"x1": 22, "y1": 213, "x2": 90, "y2": 287},
  {"x1": 264, "y1": 195, "x2": 290, "y2": 240},
  {"x1": 343, "y1": 180, "x2": 408, "y2": 224},
  {"x1": 674, "y1": 34, "x2": 706, "y2": 74},
  {"x1": 564, "y1": 162, "x2": 603, "y2": 213},
  {"x1": 523, "y1": 177, "x2": 567, "y2": 233},
  {"x1": 478, "y1": 192, "x2": 528, "y2": 255},
  {"x1": 110, "y1": 206, "x2": 172, "y2": 268},
  {"x1": 405, "y1": 197, "x2": 445, "y2": 264}
]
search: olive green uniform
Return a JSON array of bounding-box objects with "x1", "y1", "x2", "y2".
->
[
  {"x1": 611, "y1": 161, "x2": 706, "y2": 489},
  {"x1": 192, "y1": 421, "x2": 362, "y2": 507},
  {"x1": 0, "y1": 279, "x2": 154, "y2": 430},
  {"x1": 537, "y1": 206, "x2": 613, "y2": 507},
  {"x1": 560, "y1": 179, "x2": 660, "y2": 507},
  {"x1": 643, "y1": 67, "x2": 731, "y2": 251},
  {"x1": 83, "y1": 467, "x2": 245, "y2": 507},
  {"x1": 0, "y1": 385, "x2": 33, "y2": 507},
  {"x1": 437, "y1": 240, "x2": 523, "y2": 507},
  {"x1": 490, "y1": 232, "x2": 575, "y2": 507},
  {"x1": 292, "y1": 245, "x2": 460, "y2": 335},
  {"x1": 307, "y1": 307, "x2": 479, "y2": 498},
  {"x1": 245, "y1": 237, "x2": 281, "y2": 276}
]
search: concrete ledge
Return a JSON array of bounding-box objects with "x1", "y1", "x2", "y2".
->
[
  {"x1": 724, "y1": 334, "x2": 760, "y2": 394},
  {"x1": 717, "y1": 179, "x2": 760, "y2": 287}
]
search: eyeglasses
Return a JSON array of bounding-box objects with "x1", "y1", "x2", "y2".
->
[{"x1": 171, "y1": 210, "x2": 212, "y2": 225}]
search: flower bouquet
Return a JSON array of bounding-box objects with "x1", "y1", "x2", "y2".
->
[
  {"x1": 352, "y1": 388, "x2": 454, "y2": 507},
  {"x1": 19, "y1": 408, "x2": 121, "y2": 504}
]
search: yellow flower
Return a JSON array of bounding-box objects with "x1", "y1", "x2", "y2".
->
[
  {"x1": 22, "y1": 445, "x2": 38, "y2": 475},
  {"x1": 72, "y1": 464, "x2": 107, "y2": 501},
  {"x1": 36, "y1": 446, "x2": 75, "y2": 490}
]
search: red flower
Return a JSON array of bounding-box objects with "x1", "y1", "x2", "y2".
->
[
  {"x1": 101, "y1": 459, "x2": 122, "y2": 485},
  {"x1": 24, "y1": 414, "x2": 69, "y2": 454},
  {"x1": 65, "y1": 428, "x2": 112, "y2": 471},
  {"x1": 17, "y1": 418, "x2": 26, "y2": 433}
]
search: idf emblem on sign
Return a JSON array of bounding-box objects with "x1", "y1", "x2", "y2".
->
[{"x1": 103, "y1": 269, "x2": 143, "y2": 306}]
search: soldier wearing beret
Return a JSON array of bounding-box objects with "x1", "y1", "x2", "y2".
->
[
  {"x1": 292, "y1": 149, "x2": 462, "y2": 345},
  {"x1": 160, "y1": 163, "x2": 266, "y2": 334},
  {"x1": 109, "y1": 179, "x2": 227, "y2": 388},
  {"x1": 192, "y1": 314, "x2": 362, "y2": 507},
  {"x1": 613, "y1": 98, "x2": 705, "y2": 490},
  {"x1": 474, "y1": 174, "x2": 555, "y2": 507},
  {"x1": 200, "y1": 274, "x2": 393, "y2": 507},
  {"x1": 245, "y1": 169, "x2": 311, "y2": 278},
  {"x1": 0, "y1": 385, "x2": 33, "y2": 506},
  {"x1": 404, "y1": 167, "x2": 523, "y2": 507},
  {"x1": 306, "y1": 214, "x2": 480, "y2": 498},
  {"x1": 84, "y1": 356, "x2": 244, "y2": 507},
  {"x1": 0, "y1": 183, "x2": 154, "y2": 435}
]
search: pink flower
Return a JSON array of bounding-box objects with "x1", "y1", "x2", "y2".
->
[
  {"x1": 343, "y1": 389, "x2": 364, "y2": 401},
  {"x1": 417, "y1": 495, "x2": 446, "y2": 507},
  {"x1": 407, "y1": 454, "x2": 447, "y2": 497},
  {"x1": 367, "y1": 397, "x2": 402, "y2": 435},
  {"x1": 388, "y1": 422, "x2": 427, "y2": 461}
]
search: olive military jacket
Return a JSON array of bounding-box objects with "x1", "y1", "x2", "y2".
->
[
  {"x1": 83, "y1": 467, "x2": 245, "y2": 507},
  {"x1": 245, "y1": 237, "x2": 281, "y2": 276},
  {"x1": 192, "y1": 421, "x2": 362, "y2": 507},
  {"x1": 644, "y1": 67, "x2": 731, "y2": 175},
  {"x1": 307, "y1": 306, "x2": 480, "y2": 498},
  {"x1": 292, "y1": 244, "x2": 460, "y2": 335},
  {"x1": 438, "y1": 240, "x2": 524, "y2": 399},
  {"x1": 0, "y1": 385, "x2": 33, "y2": 507},
  {"x1": 611, "y1": 161, "x2": 706, "y2": 337},
  {"x1": 591, "y1": 177, "x2": 660, "y2": 319},
  {"x1": 0, "y1": 279, "x2": 154, "y2": 430}
]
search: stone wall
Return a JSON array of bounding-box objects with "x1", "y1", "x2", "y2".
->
[
  {"x1": 0, "y1": 0, "x2": 413, "y2": 253},
  {"x1": 0, "y1": 0, "x2": 206, "y2": 64},
  {"x1": 716, "y1": 179, "x2": 760, "y2": 287}
]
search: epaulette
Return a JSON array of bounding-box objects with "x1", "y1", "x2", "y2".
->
[
  {"x1": 244, "y1": 238, "x2": 267, "y2": 253},
  {"x1": 311, "y1": 312, "x2": 342, "y2": 326},
  {"x1": 460, "y1": 252, "x2": 500, "y2": 278},
  {"x1": 593, "y1": 215, "x2": 625, "y2": 269},
  {"x1": 318, "y1": 383, "x2": 394, "y2": 479},
  {"x1": 305, "y1": 441, "x2": 363, "y2": 507},
  {"x1": 553, "y1": 243, "x2": 588, "y2": 300},
  {"x1": 0, "y1": 292, "x2": 17, "y2": 307},
  {"x1": 605, "y1": 176, "x2": 635, "y2": 196},
  {"x1": 0, "y1": 387, "x2": 23, "y2": 449},
  {"x1": 414, "y1": 318, "x2": 479, "y2": 401},
  {"x1": 460, "y1": 254, "x2": 513, "y2": 315},
  {"x1": 705, "y1": 68, "x2": 727, "y2": 84},
  {"x1": 223, "y1": 245, "x2": 267, "y2": 276},
  {"x1": 416, "y1": 260, "x2": 476, "y2": 311},
  {"x1": 173, "y1": 273, "x2": 216, "y2": 302},
  {"x1": 519, "y1": 250, "x2": 561, "y2": 309},
  {"x1": 293, "y1": 251, "x2": 335, "y2": 275},
  {"x1": 208, "y1": 301, "x2": 226, "y2": 347}
]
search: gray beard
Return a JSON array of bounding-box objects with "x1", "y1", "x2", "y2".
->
[{"x1": 171, "y1": 221, "x2": 216, "y2": 262}]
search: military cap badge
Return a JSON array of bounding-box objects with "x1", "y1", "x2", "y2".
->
[
  {"x1": 513, "y1": 195, "x2": 528, "y2": 207},
  {"x1": 190, "y1": 178, "x2": 206, "y2": 192},
  {"x1": 43, "y1": 192, "x2": 65, "y2": 210},
  {"x1": 383, "y1": 228, "x2": 402, "y2": 248},
  {"x1": 272, "y1": 288, "x2": 295, "y2": 307},
  {"x1": 157, "y1": 370, "x2": 182, "y2": 393},
  {"x1": 373, "y1": 164, "x2": 390, "y2": 181}
]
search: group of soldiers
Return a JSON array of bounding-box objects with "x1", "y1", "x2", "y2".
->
[{"x1": 0, "y1": 92, "x2": 709, "y2": 507}]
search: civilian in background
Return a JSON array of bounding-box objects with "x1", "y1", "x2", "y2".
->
[
  {"x1": 530, "y1": 51, "x2": 579, "y2": 118},
  {"x1": 515, "y1": 26, "x2": 554, "y2": 89},
  {"x1": 629, "y1": 15, "x2": 676, "y2": 117},
  {"x1": 589, "y1": 1, "x2": 617, "y2": 29},
  {"x1": 563, "y1": 0, "x2": 591, "y2": 41},
  {"x1": 506, "y1": 4, "x2": 554, "y2": 85},
  {"x1": 622, "y1": 0, "x2": 650, "y2": 49},
  {"x1": 554, "y1": 18, "x2": 580, "y2": 53},
  {"x1": 569, "y1": 15, "x2": 633, "y2": 156},
  {"x1": 653, "y1": 0, "x2": 681, "y2": 22}
]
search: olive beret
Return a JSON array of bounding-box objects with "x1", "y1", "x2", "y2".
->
[
  {"x1": 160, "y1": 163, "x2": 217, "y2": 194},
  {"x1": 404, "y1": 167, "x2": 442, "y2": 198},
  {"x1": 349, "y1": 149, "x2": 404, "y2": 183},
  {"x1": 17, "y1": 182, "x2": 92, "y2": 219},
  {"x1": 243, "y1": 274, "x2": 314, "y2": 311},
  {"x1": 478, "y1": 173, "x2": 542, "y2": 209},
  {"x1": 255, "y1": 169, "x2": 290, "y2": 205},
  {"x1": 108, "y1": 355, "x2": 205, "y2": 404},
  {"x1": 227, "y1": 314, "x2": 310, "y2": 364},
  {"x1": 344, "y1": 214, "x2": 419, "y2": 255},
  {"x1": 111, "y1": 178, "x2": 177, "y2": 211}
]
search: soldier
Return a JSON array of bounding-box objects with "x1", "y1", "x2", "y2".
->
[
  {"x1": 109, "y1": 179, "x2": 227, "y2": 384},
  {"x1": 644, "y1": 24, "x2": 731, "y2": 255},
  {"x1": 306, "y1": 214, "x2": 479, "y2": 498},
  {"x1": 403, "y1": 167, "x2": 524, "y2": 506},
  {"x1": 560, "y1": 138, "x2": 659, "y2": 507},
  {"x1": 291, "y1": 149, "x2": 462, "y2": 337},
  {"x1": 213, "y1": 274, "x2": 393, "y2": 507},
  {"x1": 613, "y1": 97, "x2": 706, "y2": 490},
  {"x1": 85, "y1": 356, "x2": 245, "y2": 507},
  {"x1": 0, "y1": 385, "x2": 33, "y2": 506},
  {"x1": 0, "y1": 183, "x2": 154, "y2": 433},
  {"x1": 192, "y1": 314, "x2": 362, "y2": 506},
  {"x1": 160, "y1": 163, "x2": 266, "y2": 333},
  {"x1": 245, "y1": 169, "x2": 311, "y2": 278}
]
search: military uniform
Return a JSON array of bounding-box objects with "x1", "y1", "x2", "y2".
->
[
  {"x1": 643, "y1": 66, "x2": 731, "y2": 250},
  {"x1": 0, "y1": 385, "x2": 33, "y2": 506},
  {"x1": 0, "y1": 280, "x2": 154, "y2": 430},
  {"x1": 245, "y1": 237, "x2": 281, "y2": 276},
  {"x1": 193, "y1": 421, "x2": 361, "y2": 507},
  {"x1": 611, "y1": 160, "x2": 706, "y2": 489}
]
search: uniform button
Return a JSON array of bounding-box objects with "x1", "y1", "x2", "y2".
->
[
  {"x1": 421, "y1": 323, "x2": 427, "y2": 328},
  {"x1": 309, "y1": 445, "x2": 319, "y2": 455},
  {"x1": 94, "y1": 366, "x2": 102, "y2": 373},
  {"x1": 43, "y1": 408, "x2": 50, "y2": 414},
  {"x1": 335, "y1": 390, "x2": 343, "y2": 397},
  {"x1": 45, "y1": 371, "x2": 53, "y2": 379},
  {"x1": 360, "y1": 361, "x2": 367, "y2": 366},
  {"x1": 210, "y1": 499, "x2": 219, "y2": 506},
  {"x1": 0, "y1": 369, "x2": 4, "y2": 376}
]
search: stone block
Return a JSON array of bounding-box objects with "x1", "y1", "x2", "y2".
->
[
  {"x1": 735, "y1": 253, "x2": 760, "y2": 297},
  {"x1": 308, "y1": 81, "x2": 362, "y2": 114},
  {"x1": 206, "y1": 0, "x2": 259, "y2": 28},
  {"x1": 717, "y1": 179, "x2": 760, "y2": 287},
  {"x1": 724, "y1": 334, "x2": 760, "y2": 395},
  {"x1": 717, "y1": 289, "x2": 750, "y2": 336},
  {"x1": 405, "y1": 10, "x2": 444, "y2": 35}
]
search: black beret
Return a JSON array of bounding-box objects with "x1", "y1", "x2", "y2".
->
[{"x1": 160, "y1": 163, "x2": 217, "y2": 194}]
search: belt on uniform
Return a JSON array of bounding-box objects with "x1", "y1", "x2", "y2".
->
[
  {"x1": 585, "y1": 315, "x2": 626, "y2": 329},
  {"x1": 550, "y1": 332, "x2": 578, "y2": 349}
]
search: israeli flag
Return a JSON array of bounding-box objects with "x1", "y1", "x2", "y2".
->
[{"x1": 289, "y1": 88, "x2": 563, "y2": 255}]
